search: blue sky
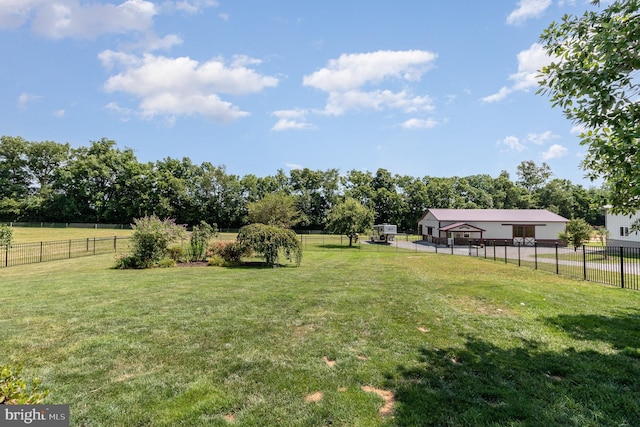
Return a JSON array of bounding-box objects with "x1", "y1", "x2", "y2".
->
[{"x1": 0, "y1": 0, "x2": 605, "y2": 186}]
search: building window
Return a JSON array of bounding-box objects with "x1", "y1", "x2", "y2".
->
[
  {"x1": 427, "y1": 227, "x2": 433, "y2": 236},
  {"x1": 620, "y1": 226, "x2": 629, "y2": 237},
  {"x1": 513, "y1": 225, "x2": 535, "y2": 238}
]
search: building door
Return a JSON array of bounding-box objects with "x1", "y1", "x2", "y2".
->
[{"x1": 513, "y1": 225, "x2": 535, "y2": 246}]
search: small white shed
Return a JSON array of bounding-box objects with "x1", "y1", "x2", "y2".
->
[{"x1": 417, "y1": 209, "x2": 569, "y2": 246}]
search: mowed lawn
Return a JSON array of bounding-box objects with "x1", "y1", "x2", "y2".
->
[
  {"x1": 10, "y1": 226, "x2": 133, "y2": 243},
  {"x1": 1, "y1": 246, "x2": 639, "y2": 426}
]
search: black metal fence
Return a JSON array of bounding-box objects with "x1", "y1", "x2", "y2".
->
[
  {"x1": 0, "y1": 236, "x2": 131, "y2": 268},
  {"x1": 468, "y1": 240, "x2": 640, "y2": 290}
]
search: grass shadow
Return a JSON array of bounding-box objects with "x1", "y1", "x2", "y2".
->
[
  {"x1": 316, "y1": 244, "x2": 362, "y2": 250},
  {"x1": 545, "y1": 310, "x2": 640, "y2": 357},
  {"x1": 389, "y1": 333, "x2": 640, "y2": 426}
]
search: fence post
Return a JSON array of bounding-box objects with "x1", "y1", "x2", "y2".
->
[
  {"x1": 583, "y1": 245, "x2": 587, "y2": 281},
  {"x1": 69, "y1": 239, "x2": 72, "y2": 258},
  {"x1": 114, "y1": 236, "x2": 117, "y2": 252},
  {"x1": 620, "y1": 246, "x2": 625, "y2": 289},
  {"x1": 93, "y1": 237, "x2": 96, "y2": 255},
  {"x1": 4, "y1": 244, "x2": 7, "y2": 267},
  {"x1": 534, "y1": 243, "x2": 538, "y2": 270},
  {"x1": 40, "y1": 241, "x2": 43, "y2": 263},
  {"x1": 518, "y1": 242, "x2": 521, "y2": 267},
  {"x1": 504, "y1": 241, "x2": 507, "y2": 264},
  {"x1": 555, "y1": 243, "x2": 559, "y2": 275}
]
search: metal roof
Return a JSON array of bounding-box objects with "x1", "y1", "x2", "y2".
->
[
  {"x1": 439, "y1": 222, "x2": 486, "y2": 232},
  {"x1": 426, "y1": 209, "x2": 569, "y2": 223}
]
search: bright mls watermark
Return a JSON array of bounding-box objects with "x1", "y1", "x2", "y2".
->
[{"x1": 1, "y1": 405, "x2": 69, "y2": 426}]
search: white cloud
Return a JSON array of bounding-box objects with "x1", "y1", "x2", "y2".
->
[
  {"x1": 541, "y1": 144, "x2": 569, "y2": 160},
  {"x1": 286, "y1": 163, "x2": 303, "y2": 170},
  {"x1": 302, "y1": 50, "x2": 437, "y2": 117},
  {"x1": 482, "y1": 87, "x2": 511, "y2": 103},
  {"x1": 17, "y1": 92, "x2": 42, "y2": 109},
  {"x1": 52, "y1": 109, "x2": 65, "y2": 118},
  {"x1": 30, "y1": 0, "x2": 157, "y2": 39},
  {"x1": 171, "y1": 0, "x2": 218, "y2": 14},
  {"x1": 0, "y1": 0, "x2": 41, "y2": 29},
  {"x1": 511, "y1": 43, "x2": 550, "y2": 91},
  {"x1": 304, "y1": 50, "x2": 436, "y2": 92},
  {"x1": 401, "y1": 118, "x2": 440, "y2": 129},
  {"x1": 483, "y1": 43, "x2": 552, "y2": 103},
  {"x1": 270, "y1": 109, "x2": 315, "y2": 131},
  {"x1": 570, "y1": 124, "x2": 588, "y2": 134},
  {"x1": 507, "y1": 0, "x2": 552, "y2": 25},
  {"x1": 527, "y1": 131, "x2": 558, "y2": 145},
  {"x1": 499, "y1": 135, "x2": 527, "y2": 152},
  {"x1": 324, "y1": 90, "x2": 434, "y2": 116},
  {"x1": 0, "y1": 0, "x2": 217, "y2": 43},
  {"x1": 101, "y1": 52, "x2": 278, "y2": 122}
]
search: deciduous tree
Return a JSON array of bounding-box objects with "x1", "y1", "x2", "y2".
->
[
  {"x1": 538, "y1": 0, "x2": 640, "y2": 213},
  {"x1": 247, "y1": 193, "x2": 301, "y2": 229},
  {"x1": 325, "y1": 198, "x2": 374, "y2": 246},
  {"x1": 559, "y1": 218, "x2": 593, "y2": 250}
]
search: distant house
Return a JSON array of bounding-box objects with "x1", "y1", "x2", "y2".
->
[
  {"x1": 602, "y1": 206, "x2": 640, "y2": 248},
  {"x1": 417, "y1": 209, "x2": 569, "y2": 246}
]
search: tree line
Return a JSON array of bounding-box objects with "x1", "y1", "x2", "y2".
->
[{"x1": 0, "y1": 136, "x2": 609, "y2": 231}]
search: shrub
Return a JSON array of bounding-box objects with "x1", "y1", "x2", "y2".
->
[
  {"x1": 207, "y1": 240, "x2": 228, "y2": 258},
  {"x1": 0, "y1": 225, "x2": 12, "y2": 247},
  {"x1": 207, "y1": 254, "x2": 225, "y2": 267},
  {"x1": 166, "y1": 244, "x2": 185, "y2": 262},
  {"x1": 0, "y1": 365, "x2": 49, "y2": 405},
  {"x1": 207, "y1": 240, "x2": 250, "y2": 265},
  {"x1": 157, "y1": 258, "x2": 176, "y2": 268},
  {"x1": 186, "y1": 221, "x2": 217, "y2": 262},
  {"x1": 220, "y1": 241, "x2": 249, "y2": 264},
  {"x1": 114, "y1": 254, "x2": 137, "y2": 269},
  {"x1": 122, "y1": 216, "x2": 186, "y2": 269},
  {"x1": 237, "y1": 223, "x2": 302, "y2": 267}
]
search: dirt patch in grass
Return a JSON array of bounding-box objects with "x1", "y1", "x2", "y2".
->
[
  {"x1": 176, "y1": 261, "x2": 209, "y2": 267},
  {"x1": 418, "y1": 326, "x2": 430, "y2": 333},
  {"x1": 323, "y1": 356, "x2": 336, "y2": 367},
  {"x1": 453, "y1": 295, "x2": 514, "y2": 316},
  {"x1": 223, "y1": 413, "x2": 236, "y2": 423},
  {"x1": 361, "y1": 386, "x2": 395, "y2": 416},
  {"x1": 305, "y1": 392, "x2": 324, "y2": 403},
  {"x1": 294, "y1": 324, "x2": 315, "y2": 337}
]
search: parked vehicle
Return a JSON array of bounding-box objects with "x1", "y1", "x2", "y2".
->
[{"x1": 370, "y1": 224, "x2": 397, "y2": 243}]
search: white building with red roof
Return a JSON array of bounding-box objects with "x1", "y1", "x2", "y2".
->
[{"x1": 417, "y1": 209, "x2": 569, "y2": 246}]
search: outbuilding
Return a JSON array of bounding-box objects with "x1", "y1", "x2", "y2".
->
[
  {"x1": 602, "y1": 205, "x2": 640, "y2": 248},
  {"x1": 417, "y1": 209, "x2": 569, "y2": 246}
]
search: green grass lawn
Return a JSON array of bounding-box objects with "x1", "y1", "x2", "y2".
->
[
  {"x1": 10, "y1": 226, "x2": 133, "y2": 243},
  {"x1": 1, "y1": 246, "x2": 639, "y2": 426}
]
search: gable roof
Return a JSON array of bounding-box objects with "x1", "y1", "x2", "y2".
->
[
  {"x1": 439, "y1": 222, "x2": 486, "y2": 232},
  {"x1": 424, "y1": 209, "x2": 569, "y2": 223}
]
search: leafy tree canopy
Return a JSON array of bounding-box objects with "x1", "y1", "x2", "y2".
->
[
  {"x1": 538, "y1": 0, "x2": 640, "y2": 213},
  {"x1": 247, "y1": 193, "x2": 301, "y2": 229},
  {"x1": 325, "y1": 198, "x2": 374, "y2": 246},
  {"x1": 237, "y1": 223, "x2": 302, "y2": 267},
  {"x1": 559, "y1": 218, "x2": 593, "y2": 250}
]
